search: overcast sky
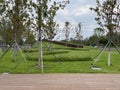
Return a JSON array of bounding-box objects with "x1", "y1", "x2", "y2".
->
[{"x1": 54, "y1": 0, "x2": 99, "y2": 40}]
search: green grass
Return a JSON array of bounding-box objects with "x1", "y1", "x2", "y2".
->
[{"x1": 0, "y1": 42, "x2": 120, "y2": 74}]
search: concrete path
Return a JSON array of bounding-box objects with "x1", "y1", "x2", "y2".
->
[{"x1": 0, "y1": 74, "x2": 120, "y2": 90}]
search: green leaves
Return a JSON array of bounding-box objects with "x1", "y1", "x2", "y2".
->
[
  {"x1": 33, "y1": 0, "x2": 69, "y2": 40},
  {"x1": 0, "y1": 0, "x2": 70, "y2": 44},
  {"x1": 0, "y1": 0, "x2": 34, "y2": 44},
  {"x1": 0, "y1": 2, "x2": 6, "y2": 15},
  {"x1": 90, "y1": 0, "x2": 120, "y2": 33}
]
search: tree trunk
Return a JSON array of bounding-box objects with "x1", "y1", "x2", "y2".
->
[{"x1": 38, "y1": 29, "x2": 43, "y2": 73}]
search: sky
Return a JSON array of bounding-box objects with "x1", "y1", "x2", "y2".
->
[
  {"x1": 33, "y1": 0, "x2": 105, "y2": 40},
  {"x1": 54, "y1": 0, "x2": 99, "y2": 40}
]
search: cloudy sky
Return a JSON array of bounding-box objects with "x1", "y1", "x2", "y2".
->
[{"x1": 54, "y1": 0, "x2": 100, "y2": 40}]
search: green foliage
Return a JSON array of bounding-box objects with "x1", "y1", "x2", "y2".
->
[
  {"x1": 99, "y1": 36, "x2": 108, "y2": 45},
  {"x1": 0, "y1": 0, "x2": 70, "y2": 44},
  {"x1": 0, "y1": 18, "x2": 13, "y2": 44},
  {"x1": 84, "y1": 32, "x2": 120, "y2": 46},
  {"x1": 90, "y1": 0, "x2": 120, "y2": 39},
  {"x1": 0, "y1": 0, "x2": 34, "y2": 44},
  {"x1": 31, "y1": 0, "x2": 70, "y2": 40}
]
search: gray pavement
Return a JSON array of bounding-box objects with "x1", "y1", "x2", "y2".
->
[{"x1": 0, "y1": 74, "x2": 120, "y2": 90}]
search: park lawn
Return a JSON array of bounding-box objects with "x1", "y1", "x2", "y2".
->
[{"x1": 0, "y1": 42, "x2": 120, "y2": 74}]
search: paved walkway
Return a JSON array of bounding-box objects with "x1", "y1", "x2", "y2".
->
[{"x1": 0, "y1": 74, "x2": 120, "y2": 90}]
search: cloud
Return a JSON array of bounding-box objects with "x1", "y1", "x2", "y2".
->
[
  {"x1": 74, "y1": 5, "x2": 92, "y2": 16},
  {"x1": 57, "y1": 9, "x2": 69, "y2": 17},
  {"x1": 54, "y1": 0, "x2": 99, "y2": 39},
  {"x1": 56, "y1": 1, "x2": 94, "y2": 16},
  {"x1": 55, "y1": 0, "x2": 96, "y2": 22}
]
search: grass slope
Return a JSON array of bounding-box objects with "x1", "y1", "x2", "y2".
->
[{"x1": 0, "y1": 42, "x2": 120, "y2": 74}]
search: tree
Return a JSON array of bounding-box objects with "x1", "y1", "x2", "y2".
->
[
  {"x1": 44, "y1": 2, "x2": 61, "y2": 41},
  {"x1": 94, "y1": 27, "x2": 104, "y2": 37},
  {"x1": 64, "y1": 21, "x2": 71, "y2": 47},
  {"x1": 99, "y1": 36, "x2": 108, "y2": 45},
  {"x1": 90, "y1": 0, "x2": 120, "y2": 40},
  {"x1": 0, "y1": 0, "x2": 33, "y2": 62},
  {"x1": 0, "y1": 0, "x2": 32, "y2": 44},
  {"x1": 0, "y1": 18, "x2": 13, "y2": 44},
  {"x1": 31, "y1": 0, "x2": 70, "y2": 73},
  {"x1": 0, "y1": 1, "x2": 12, "y2": 44},
  {"x1": 93, "y1": 27, "x2": 105, "y2": 45},
  {"x1": 90, "y1": 0, "x2": 120, "y2": 66},
  {"x1": 75, "y1": 22, "x2": 83, "y2": 45},
  {"x1": 106, "y1": 31, "x2": 120, "y2": 45}
]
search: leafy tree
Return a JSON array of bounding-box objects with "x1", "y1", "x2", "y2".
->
[
  {"x1": 31, "y1": 0, "x2": 70, "y2": 72},
  {"x1": 44, "y1": 2, "x2": 61, "y2": 41},
  {"x1": 90, "y1": 0, "x2": 120, "y2": 41},
  {"x1": 0, "y1": 1, "x2": 11, "y2": 44},
  {"x1": 99, "y1": 36, "x2": 108, "y2": 45},
  {"x1": 83, "y1": 35, "x2": 107, "y2": 46},
  {"x1": 94, "y1": 27, "x2": 105, "y2": 37},
  {"x1": 0, "y1": 0, "x2": 33, "y2": 62},
  {"x1": 64, "y1": 21, "x2": 71, "y2": 46},
  {"x1": 0, "y1": 0, "x2": 32, "y2": 44},
  {"x1": 0, "y1": 18, "x2": 13, "y2": 44},
  {"x1": 106, "y1": 31, "x2": 120, "y2": 45},
  {"x1": 90, "y1": 0, "x2": 120, "y2": 66},
  {"x1": 75, "y1": 22, "x2": 83, "y2": 45},
  {"x1": 84, "y1": 35, "x2": 98, "y2": 46},
  {"x1": 93, "y1": 27, "x2": 105, "y2": 45}
]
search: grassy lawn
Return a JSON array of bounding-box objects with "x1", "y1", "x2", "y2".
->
[{"x1": 0, "y1": 42, "x2": 120, "y2": 74}]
